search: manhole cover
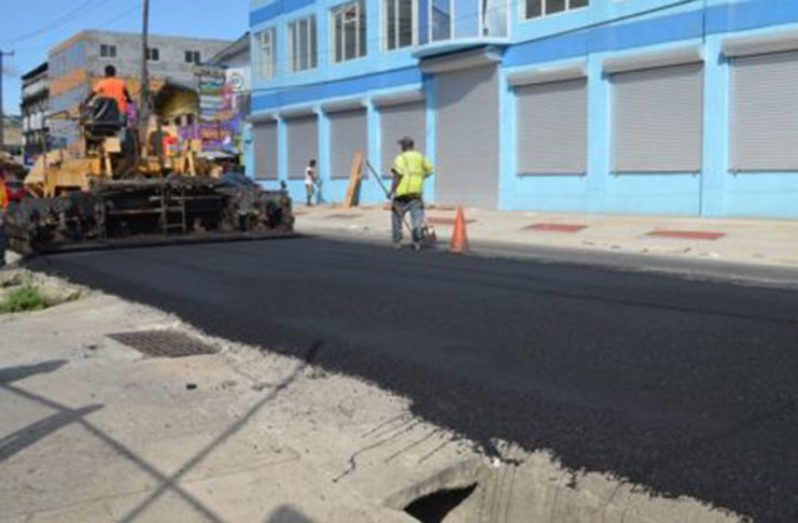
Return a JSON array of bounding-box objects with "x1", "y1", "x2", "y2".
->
[{"x1": 108, "y1": 330, "x2": 218, "y2": 358}]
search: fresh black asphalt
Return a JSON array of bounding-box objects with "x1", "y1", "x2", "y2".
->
[{"x1": 27, "y1": 238, "x2": 798, "y2": 522}]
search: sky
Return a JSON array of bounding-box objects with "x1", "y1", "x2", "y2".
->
[{"x1": 0, "y1": 0, "x2": 251, "y2": 115}]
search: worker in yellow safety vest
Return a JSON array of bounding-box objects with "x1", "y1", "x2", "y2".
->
[{"x1": 389, "y1": 136, "x2": 434, "y2": 251}]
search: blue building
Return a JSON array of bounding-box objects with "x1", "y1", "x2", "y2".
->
[{"x1": 248, "y1": 0, "x2": 798, "y2": 218}]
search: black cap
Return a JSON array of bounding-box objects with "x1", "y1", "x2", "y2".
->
[{"x1": 398, "y1": 136, "x2": 414, "y2": 146}]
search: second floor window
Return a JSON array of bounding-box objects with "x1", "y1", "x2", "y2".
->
[
  {"x1": 331, "y1": 0, "x2": 366, "y2": 63},
  {"x1": 256, "y1": 28, "x2": 276, "y2": 80},
  {"x1": 100, "y1": 44, "x2": 117, "y2": 58},
  {"x1": 288, "y1": 16, "x2": 318, "y2": 72},
  {"x1": 384, "y1": 0, "x2": 415, "y2": 50},
  {"x1": 524, "y1": 0, "x2": 588, "y2": 20},
  {"x1": 185, "y1": 50, "x2": 201, "y2": 64},
  {"x1": 146, "y1": 47, "x2": 160, "y2": 61}
]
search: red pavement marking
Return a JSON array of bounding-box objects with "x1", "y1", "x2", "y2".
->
[
  {"x1": 293, "y1": 211, "x2": 307, "y2": 216},
  {"x1": 327, "y1": 213, "x2": 363, "y2": 220},
  {"x1": 646, "y1": 229, "x2": 726, "y2": 240},
  {"x1": 426, "y1": 217, "x2": 477, "y2": 225},
  {"x1": 524, "y1": 223, "x2": 587, "y2": 233}
]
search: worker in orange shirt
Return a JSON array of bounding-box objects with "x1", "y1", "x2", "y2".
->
[
  {"x1": 0, "y1": 166, "x2": 8, "y2": 269},
  {"x1": 84, "y1": 65, "x2": 133, "y2": 123}
]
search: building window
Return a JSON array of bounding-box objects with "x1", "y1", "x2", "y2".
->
[
  {"x1": 146, "y1": 47, "x2": 160, "y2": 61},
  {"x1": 255, "y1": 28, "x2": 276, "y2": 80},
  {"x1": 384, "y1": 0, "x2": 415, "y2": 50},
  {"x1": 523, "y1": 0, "x2": 587, "y2": 20},
  {"x1": 331, "y1": 0, "x2": 366, "y2": 63},
  {"x1": 288, "y1": 16, "x2": 317, "y2": 72},
  {"x1": 185, "y1": 50, "x2": 201, "y2": 64},
  {"x1": 100, "y1": 44, "x2": 117, "y2": 58}
]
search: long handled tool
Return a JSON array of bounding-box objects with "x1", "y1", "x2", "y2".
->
[{"x1": 364, "y1": 160, "x2": 437, "y2": 247}]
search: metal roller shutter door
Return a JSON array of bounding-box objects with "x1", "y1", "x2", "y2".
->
[
  {"x1": 286, "y1": 116, "x2": 318, "y2": 180},
  {"x1": 516, "y1": 78, "x2": 587, "y2": 175},
  {"x1": 329, "y1": 109, "x2": 367, "y2": 179},
  {"x1": 436, "y1": 65, "x2": 499, "y2": 208},
  {"x1": 731, "y1": 50, "x2": 798, "y2": 171},
  {"x1": 254, "y1": 121, "x2": 278, "y2": 180},
  {"x1": 612, "y1": 62, "x2": 703, "y2": 173},
  {"x1": 380, "y1": 101, "x2": 426, "y2": 178}
]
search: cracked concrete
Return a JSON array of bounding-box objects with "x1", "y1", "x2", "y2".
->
[{"x1": 0, "y1": 270, "x2": 744, "y2": 522}]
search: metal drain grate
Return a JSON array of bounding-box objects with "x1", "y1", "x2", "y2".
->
[{"x1": 108, "y1": 330, "x2": 218, "y2": 358}]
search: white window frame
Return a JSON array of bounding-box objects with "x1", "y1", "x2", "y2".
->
[
  {"x1": 429, "y1": 0, "x2": 453, "y2": 42},
  {"x1": 288, "y1": 15, "x2": 318, "y2": 72},
  {"x1": 100, "y1": 44, "x2": 117, "y2": 58},
  {"x1": 256, "y1": 28, "x2": 277, "y2": 80},
  {"x1": 383, "y1": 0, "x2": 418, "y2": 51},
  {"x1": 521, "y1": 0, "x2": 588, "y2": 22},
  {"x1": 330, "y1": 0, "x2": 367, "y2": 63}
]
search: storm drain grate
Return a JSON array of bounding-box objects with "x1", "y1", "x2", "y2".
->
[{"x1": 108, "y1": 330, "x2": 218, "y2": 358}]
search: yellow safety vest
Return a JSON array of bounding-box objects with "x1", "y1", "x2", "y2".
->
[{"x1": 392, "y1": 150, "x2": 433, "y2": 197}]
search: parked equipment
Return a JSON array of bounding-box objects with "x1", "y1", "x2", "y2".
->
[{"x1": 5, "y1": 100, "x2": 294, "y2": 255}]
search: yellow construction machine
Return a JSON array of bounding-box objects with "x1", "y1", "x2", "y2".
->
[{"x1": 5, "y1": 97, "x2": 294, "y2": 255}]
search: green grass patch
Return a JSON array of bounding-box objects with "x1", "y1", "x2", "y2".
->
[{"x1": 0, "y1": 284, "x2": 51, "y2": 314}]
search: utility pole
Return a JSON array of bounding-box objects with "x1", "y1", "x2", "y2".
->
[
  {"x1": 139, "y1": 0, "x2": 150, "y2": 146},
  {"x1": 0, "y1": 50, "x2": 15, "y2": 153}
]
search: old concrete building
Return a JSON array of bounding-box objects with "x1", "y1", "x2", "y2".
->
[
  {"x1": 20, "y1": 62, "x2": 49, "y2": 163},
  {"x1": 46, "y1": 30, "x2": 232, "y2": 147}
]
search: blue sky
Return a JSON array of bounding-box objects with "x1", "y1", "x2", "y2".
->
[{"x1": 1, "y1": 0, "x2": 251, "y2": 114}]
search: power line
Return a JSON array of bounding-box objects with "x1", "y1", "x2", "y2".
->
[{"x1": 0, "y1": 0, "x2": 117, "y2": 46}]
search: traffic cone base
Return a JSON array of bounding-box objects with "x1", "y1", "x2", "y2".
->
[{"x1": 449, "y1": 207, "x2": 469, "y2": 254}]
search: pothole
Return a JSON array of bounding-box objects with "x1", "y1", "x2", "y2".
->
[{"x1": 404, "y1": 483, "x2": 478, "y2": 523}]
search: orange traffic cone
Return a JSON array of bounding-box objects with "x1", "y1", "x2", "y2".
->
[{"x1": 449, "y1": 207, "x2": 469, "y2": 254}]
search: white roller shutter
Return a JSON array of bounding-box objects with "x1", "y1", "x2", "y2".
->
[
  {"x1": 612, "y1": 62, "x2": 704, "y2": 173},
  {"x1": 286, "y1": 115, "x2": 318, "y2": 179},
  {"x1": 329, "y1": 108, "x2": 367, "y2": 179},
  {"x1": 380, "y1": 101, "x2": 426, "y2": 178},
  {"x1": 730, "y1": 50, "x2": 798, "y2": 171},
  {"x1": 436, "y1": 65, "x2": 499, "y2": 208},
  {"x1": 516, "y1": 78, "x2": 587, "y2": 175},
  {"x1": 254, "y1": 121, "x2": 278, "y2": 180}
]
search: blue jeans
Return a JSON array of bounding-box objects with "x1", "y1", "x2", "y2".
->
[{"x1": 392, "y1": 197, "x2": 424, "y2": 243}]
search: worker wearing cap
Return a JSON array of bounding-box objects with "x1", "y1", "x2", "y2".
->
[{"x1": 389, "y1": 136, "x2": 433, "y2": 250}]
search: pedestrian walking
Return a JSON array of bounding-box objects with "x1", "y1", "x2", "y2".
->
[
  {"x1": 305, "y1": 159, "x2": 317, "y2": 206},
  {"x1": 389, "y1": 137, "x2": 433, "y2": 251}
]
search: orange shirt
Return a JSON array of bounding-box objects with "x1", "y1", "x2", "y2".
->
[
  {"x1": 93, "y1": 77, "x2": 128, "y2": 114},
  {"x1": 0, "y1": 181, "x2": 8, "y2": 210}
]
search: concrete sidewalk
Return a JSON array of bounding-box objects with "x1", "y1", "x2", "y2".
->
[{"x1": 295, "y1": 204, "x2": 798, "y2": 278}]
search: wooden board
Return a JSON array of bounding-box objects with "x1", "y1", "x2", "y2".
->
[{"x1": 342, "y1": 151, "x2": 364, "y2": 209}]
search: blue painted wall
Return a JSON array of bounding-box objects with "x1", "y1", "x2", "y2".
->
[{"x1": 249, "y1": 0, "x2": 798, "y2": 218}]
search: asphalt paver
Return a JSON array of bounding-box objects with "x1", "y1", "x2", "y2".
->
[{"x1": 28, "y1": 238, "x2": 798, "y2": 522}]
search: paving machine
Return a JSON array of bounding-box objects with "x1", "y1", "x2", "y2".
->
[{"x1": 5, "y1": 98, "x2": 294, "y2": 255}]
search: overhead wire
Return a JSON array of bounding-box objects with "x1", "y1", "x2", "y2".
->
[{"x1": 1, "y1": 0, "x2": 118, "y2": 46}]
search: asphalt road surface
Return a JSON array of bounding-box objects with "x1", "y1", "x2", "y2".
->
[{"x1": 28, "y1": 238, "x2": 798, "y2": 522}]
